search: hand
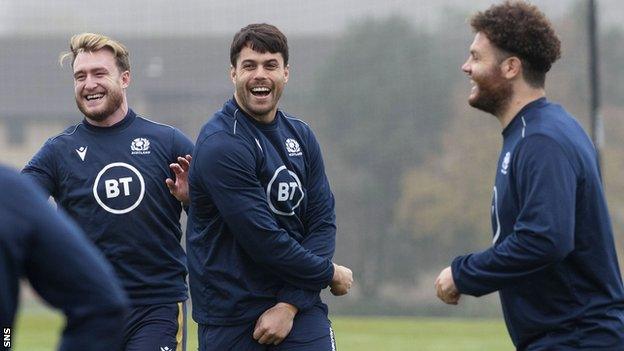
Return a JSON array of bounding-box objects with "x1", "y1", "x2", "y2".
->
[
  {"x1": 165, "y1": 155, "x2": 192, "y2": 205},
  {"x1": 330, "y1": 263, "x2": 353, "y2": 296},
  {"x1": 253, "y1": 302, "x2": 297, "y2": 345},
  {"x1": 435, "y1": 266, "x2": 461, "y2": 305}
]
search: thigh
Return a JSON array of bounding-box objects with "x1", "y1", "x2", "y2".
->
[
  {"x1": 272, "y1": 304, "x2": 336, "y2": 351},
  {"x1": 198, "y1": 322, "x2": 266, "y2": 351},
  {"x1": 124, "y1": 302, "x2": 186, "y2": 351}
]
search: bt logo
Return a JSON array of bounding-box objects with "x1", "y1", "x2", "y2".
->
[
  {"x1": 93, "y1": 162, "x2": 145, "y2": 214},
  {"x1": 267, "y1": 165, "x2": 304, "y2": 216}
]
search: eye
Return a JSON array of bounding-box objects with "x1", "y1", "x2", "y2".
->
[{"x1": 266, "y1": 62, "x2": 278, "y2": 70}]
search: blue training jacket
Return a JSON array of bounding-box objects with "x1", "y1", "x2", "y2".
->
[
  {"x1": 452, "y1": 98, "x2": 624, "y2": 350},
  {"x1": 187, "y1": 98, "x2": 336, "y2": 325},
  {"x1": 22, "y1": 109, "x2": 194, "y2": 305},
  {"x1": 0, "y1": 165, "x2": 128, "y2": 351}
]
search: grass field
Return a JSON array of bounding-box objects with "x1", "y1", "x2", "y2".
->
[{"x1": 12, "y1": 306, "x2": 514, "y2": 350}]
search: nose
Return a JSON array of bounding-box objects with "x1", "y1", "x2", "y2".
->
[
  {"x1": 252, "y1": 66, "x2": 268, "y2": 81},
  {"x1": 461, "y1": 59, "x2": 470, "y2": 74},
  {"x1": 83, "y1": 74, "x2": 98, "y2": 90}
]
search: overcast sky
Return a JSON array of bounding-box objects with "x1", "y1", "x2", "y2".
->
[{"x1": 1, "y1": 0, "x2": 621, "y2": 37}]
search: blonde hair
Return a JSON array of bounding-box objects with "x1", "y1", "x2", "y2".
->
[{"x1": 59, "y1": 32, "x2": 130, "y2": 72}]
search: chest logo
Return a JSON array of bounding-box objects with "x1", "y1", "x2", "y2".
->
[
  {"x1": 266, "y1": 165, "x2": 304, "y2": 216},
  {"x1": 75, "y1": 146, "x2": 88, "y2": 161},
  {"x1": 93, "y1": 162, "x2": 145, "y2": 214},
  {"x1": 131, "y1": 137, "x2": 151, "y2": 155},
  {"x1": 285, "y1": 138, "x2": 302, "y2": 157},
  {"x1": 501, "y1": 152, "x2": 511, "y2": 175}
]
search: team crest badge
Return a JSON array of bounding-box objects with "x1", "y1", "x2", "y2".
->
[
  {"x1": 285, "y1": 138, "x2": 302, "y2": 156},
  {"x1": 131, "y1": 138, "x2": 151, "y2": 155}
]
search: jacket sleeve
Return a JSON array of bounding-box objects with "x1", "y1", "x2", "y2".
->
[
  {"x1": 194, "y1": 132, "x2": 334, "y2": 291},
  {"x1": 8, "y1": 171, "x2": 129, "y2": 351},
  {"x1": 452, "y1": 135, "x2": 576, "y2": 296},
  {"x1": 277, "y1": 128, "x2": 337, "y2": 310}
]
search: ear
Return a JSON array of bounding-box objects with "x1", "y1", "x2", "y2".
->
[
  {"x1": 120, "y1": 70, "x2": 131, "y2": 89},
  {"x1": 501, "y1": 56, "x2": 522, "y2": 80},
  {"x1": 230, "y1": 65, "x2": 236, "y2": 84},
  {"x1": 284, "y1": 64, "x2": 289, "y2": 84}
]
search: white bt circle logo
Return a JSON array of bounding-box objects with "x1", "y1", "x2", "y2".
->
[
  {"x1": 93, "y1": 162, "x2": 145, "y2": 214},
  {"x1": 266, "y1": 165, "x2": 304, "y2": 216}
]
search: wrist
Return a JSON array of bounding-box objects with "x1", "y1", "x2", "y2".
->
[{"x1": 275, "y1": 302, "x2": 298, "y2": 317}]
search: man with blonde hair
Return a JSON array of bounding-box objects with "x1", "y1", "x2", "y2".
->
[{"x1": 23, "y1": 32, "x2": 193, "y2": 351}]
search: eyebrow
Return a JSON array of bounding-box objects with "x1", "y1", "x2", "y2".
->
[{"x1": 241, "y1": 58, "x2": 279, "y2": 65}]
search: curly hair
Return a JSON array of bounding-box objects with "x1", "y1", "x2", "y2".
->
[{"x1": 471, "y1": 0, "x2": 561, "y2": 87}]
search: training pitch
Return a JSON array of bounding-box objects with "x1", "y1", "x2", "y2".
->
[{"x1": 12, "y1": 306, "x2": 513, "y2": 350}]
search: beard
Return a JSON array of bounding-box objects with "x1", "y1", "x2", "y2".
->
[
  {"x1": 469, "y1": 69, "x2": 512, "y2": 116},
  {"x1": 76, "y1": 88, "x2": 124, "y2": 122}
]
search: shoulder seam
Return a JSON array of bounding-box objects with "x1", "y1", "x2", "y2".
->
[
  {"x1": 50, "y1": 123, "x2": 82, "y2": 141},
  {"x1": 136, "y1": 115, "x2": 176, "y2": 130},
  {"x1": 280, "y1": 111, "x2": 309, "y2": 127}
]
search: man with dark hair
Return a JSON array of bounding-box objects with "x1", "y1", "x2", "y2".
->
[
  {"x1": 435, "y1": 1, "x2": 624, "y2": 349},
  {"x1": 22, "y1": 33, "x2": 193, "y2": 351},
  {"x1": 1, "y1": 164, "x2": 128, "y2": 351},
  {"x1": 187, "y1": 23, "x2": 353, "y2": 350}
]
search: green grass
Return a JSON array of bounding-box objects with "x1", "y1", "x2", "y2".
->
[{"x1": 12, "y1": 306, "x2": 514, "y2": 350}]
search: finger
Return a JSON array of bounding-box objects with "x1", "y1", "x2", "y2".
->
[
  {"x1": 258, "y1": 332, "x2": 274, "y2": 345},
  {"x1": 252, "y1": 325, "x2": 264, "y2": 341},
  {"x1": 170, "y1": 163, "x2": 184, "y2": 175},
  {"x1": 165, "y1": 178, "x2": 175, "y2": 191},
  {"x1": 177, "y1": 156, "x2": 191, "y2": 170},
  {"x1": 273, "y1": 336, "x2": 285, "y2": 345}
]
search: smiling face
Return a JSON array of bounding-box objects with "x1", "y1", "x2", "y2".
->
[
  {"x1": 231, "y1": 45, "x2": 289, "y2": 123},
  {"x1": 73, "y1": 49, "x2": 129, "y2": 123},
  {"x1": 461, "y1": 32, "x2": 512, "y2": 116}
]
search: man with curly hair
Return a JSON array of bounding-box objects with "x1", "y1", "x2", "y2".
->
[{"x1": 435, "y1": 1, "x2": 624, "y2": 349}]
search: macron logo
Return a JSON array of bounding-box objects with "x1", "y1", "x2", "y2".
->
[{"x1": 75, "y1": 146, "x2": 88, "y2": 161}]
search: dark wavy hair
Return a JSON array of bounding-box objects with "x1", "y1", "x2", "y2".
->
[
  {"x1": 230, "y1": 23, "x2": 289, "y2": 67},
  {"x1": 471, "y1": 1, "x2": 561, "y2": 87}
]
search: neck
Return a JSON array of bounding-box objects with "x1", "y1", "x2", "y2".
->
[
  {"x1": 497, "y1": 86, "x2": 545, "y2": 129},
  {"x1": 85, "y1": 100, "x2": 129, "y2": 127}
]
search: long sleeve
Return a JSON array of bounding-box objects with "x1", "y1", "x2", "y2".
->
[
  {"x1": 6, "y1": 170, "x2": 129, "y2": 351},
  {"x1": 194, "y1": 132, "x2": 334, "y2": 291},
  {"x1": 277, "y1": 130, "x2": 337, "y2": 310},
  {"x1": 452, "y1": 135, "x2": 576, "y2": 296}
]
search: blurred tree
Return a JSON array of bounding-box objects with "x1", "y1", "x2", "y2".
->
[{"x1": 312, "y1": 16, "x2": 457, "y2": 298}]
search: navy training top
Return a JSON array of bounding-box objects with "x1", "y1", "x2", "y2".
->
[
  {"x1": 452, "y1": 98, "x2": 624, "y2": 350},
  {"x1": 187, "y1": 98, "x2": 336, "y2": 325},
  {"x1": 0, "y1": 165, "x2": 128, "y2": 351},
  {"x1": 22, "y1": 109, "x2": 194, "y2": 305}
]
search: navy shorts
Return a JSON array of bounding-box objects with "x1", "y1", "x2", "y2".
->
[
  {"x1": 198, "y1": 304, "x2": 336, "y2": 351},
  {"x1": 123, "y1": 301, "x2": 187, "y2": 351}
]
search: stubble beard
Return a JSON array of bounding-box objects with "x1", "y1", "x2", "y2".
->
[
  {"x1": 469, "y1": 70, "x2": 512, "y2": 117},
  {"x1": 76, "y1": 88, "x2": 124, "y2": 122}
]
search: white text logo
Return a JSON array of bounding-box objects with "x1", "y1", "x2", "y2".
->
[
  {"x1": 93, "y1": 162, "x2": 145, "y2": 214},
  {"x1": 131, "y1": 138, "x2": 151, "y2": 155},
  {"x1": 285, "y1": 138, "x2": 302, "y2": 156},
  {"x1": 266, "y1": 165, "x2": 304, "y2": 216}
]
